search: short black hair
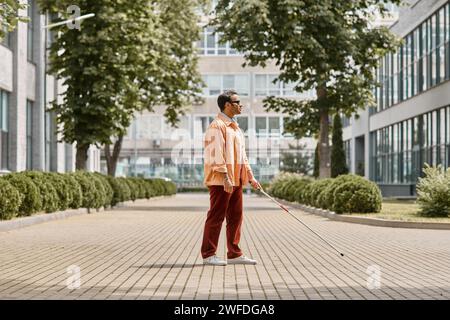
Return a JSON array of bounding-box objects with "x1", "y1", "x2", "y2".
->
[{"x1": 217, "y1": 90, "x2": 238, "y2": 112}]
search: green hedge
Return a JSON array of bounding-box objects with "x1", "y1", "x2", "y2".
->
[
  {"x1": 0, "y1": 171, "x2": 177, "y2": 220},
  {"x1": 267, "y1": 173, "x2": 382, "y2": 214}
]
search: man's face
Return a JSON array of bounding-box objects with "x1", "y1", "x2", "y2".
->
[{"x1": 227, "y1": 94, "x2": 242, "y2": 116}]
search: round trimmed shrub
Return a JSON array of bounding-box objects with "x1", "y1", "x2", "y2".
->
[
  {"x1": 117, "y1": 177, "x2": 131, "y2": 202},
  {"x1": 124, "y1": 178, "x2": 138, "y2": 201},
  {"x1": 143, "y1": 179, "x2": 157, "y2": 199},
  {"x1": 131, "y1": 178, "x2": 146, "y2": 199},
  {"x1": 332, "y1": 178, "x2": 382, "y2": 214},
  {"x1": 267, "y1": 172, "x2": 301, "y2": 199},
  {"x1": 70, "y1": 171, "x2": 98, "y2": 209},
  {"x1": 106, "y1": 176, "x2": 124, "y2": 206},
  {"x1": 61, "y1": 174, "x2": 83, "y2": 209},
  {"x1": 317, "y1": 174, "x2": 364, "y2": 210},
  {"x1": 3, "y1": 173, "x2": 42, "y2": 216},
  {"x1": 22, "y1": 171, "x2": 59, "y2": 213},
  {"x1": 82, "y1": 172, "x2": 106, "y2": 209},
  {"x1": 0, "y1": 179, "x2": 22, "y2": 220},
  {"x1": 307, "y1": 178, "x2": 333, "y2": 207},
  {"x1": 43, "y1": 172, "x2": 72, "y2": 211},
  {"x1": 93, "y1": 172, "x2": 114, "y2": 207},
  {"x1": 293, "y1": 178, "x2": 312, "y2": 204}
]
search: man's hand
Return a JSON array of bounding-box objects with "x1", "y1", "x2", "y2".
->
[
  {"x1": 249, "y1": 179, "x2": 262, "y2": 190},
  {"x1": 224, "y1": 175, "x2": 233, "y2": 193}
]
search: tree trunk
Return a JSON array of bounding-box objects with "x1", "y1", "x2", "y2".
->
[
  {"x1": 75, "y1": 143, "x2": 90, "y2": 170},
  {"x1": 317, "y1": 86, "x2": 331, "y2": 178},
  {"x1": 104, "y1": 134, "x2": 124, "y2": 177}
]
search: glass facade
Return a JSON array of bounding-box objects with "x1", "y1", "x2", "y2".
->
[
  {"x1": 27, "y1": 0, "x2": 34, "y2": 62},
  {"x1": 371, "y1": 105, "x2": 450, "y2": 184},
  {"x1": 375, "y1": 2, "x2": 450, "y2": 112},
  {"x1": 0, "y1": 90, "x2": 9, "y2": 170},
  {"x1": 26, "y1": 100, "x2": 33, "y2": 170}
]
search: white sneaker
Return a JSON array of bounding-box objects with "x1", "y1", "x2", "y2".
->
[
  {"x1": 227, "y1": 255, "x2": 257, "y2": 265},
  {"x1": 203, "y1": 255, "x2": 227, "y2": 266}
]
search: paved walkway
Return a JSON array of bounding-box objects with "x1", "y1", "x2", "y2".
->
[{"x1": 0, "y1": 193, "x2": 449, "y2": 300}]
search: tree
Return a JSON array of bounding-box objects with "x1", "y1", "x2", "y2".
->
[
  {"x1": 280, "y1": 142, "x2": 313, "y2": 175},
  {"x1": 313, "y1": 143, "x2": 319, "y2": 178},
  {"x1": 37, "y1": 0, "x2": 205, "y2": 173},
  {"x1": 211, "y1": 0, "x2": 401, "y2": 178},
  {"x1": 331, "y1": 114, "x2": 349, "y2": 177},
  {"x1": 0, "y1": 1, "x2": 27, "y2": 40}
]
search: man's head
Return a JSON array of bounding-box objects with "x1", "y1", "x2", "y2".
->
[{"x1": 217, "y1": 90, "x2": 242, "y2": 117}]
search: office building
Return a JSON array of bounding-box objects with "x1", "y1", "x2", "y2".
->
[
  {"x1": 0, "y1": 0, "x2": 101, "y2": 175},
  {"x1": 344, "y1": 0, "x2": 450, "y2": 196}
]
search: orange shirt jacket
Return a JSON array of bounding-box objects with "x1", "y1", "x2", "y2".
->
[{"x1": 203, "y1": 113, "x2": 254, "y2": 187}]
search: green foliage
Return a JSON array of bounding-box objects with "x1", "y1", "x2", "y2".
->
[
  {"x1": 62, "y1": 174, "x2": 83, "y2": 209},
  {"x1": 317, "y1": 174, "x2": 358, "y2": 210},
  {"x1": 22, "y1": 171, "x2": 60, "y2": 213},
  {"x1": 69, "y1": 171, "x2": 98, "y2": 209},
  {"x1": 37, "y1": 0, "x2": 205, "y2": 169},
  {"x1": 3, "y1": 173, "x2": 42, "y2": 216},
  {"x1": 212, "y1": 0, "x2": 402, "y2": 177},
  {"x1": 43, "y1": 172, "x2": 72, "y2": 211},
  {"x1": 416, "y1": 164, "x2": 450, "y2": 217},
  {"x1": 269, "y1": 173, "x2": 382, "y2": 213},
  {"x1": 332, "y1": 178, "x2": 382, "y2": 214},
  {"x1": 84, "y1": 172, "x2": 107, "y2": 209},
  {"x1": 280, "y1": 142, "x2": 313, "y2": 175},
  {"x1": 93, "y1": 173, "x2": 114, "y2": 207},
  {"x1": 308, "y1": 178, "x2": 334, "y2": 208},
  {"x1": 106, "y1": 176, "x2": 126, "y2": 206},
  {"x1": 313, "y1": 143, "x2": 320, "y2": 178},
  {"x1": 116, "y1": 178, "x2": 132, "y2": 202},
  {"x1": 0, "y1": 1, "x2": 28, "y2": 40},
  {"x1": 331, "y1": 114, "x2": 349, "y2": 178},
  {"x1": 124, "y1": 178, "x2": 138, "y2": 201},
  {"x1": 0, "y1": 179, "x2": 22, "y2": 220},
  {"x1": 0, "y1": 171, "x2": 177, "y2": 220},
  {"x1": 130, "y1": 178, "x2": 146, "y2": 199}
]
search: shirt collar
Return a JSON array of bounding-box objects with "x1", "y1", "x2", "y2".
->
[{"x1": 219, "y1": 112, "x2": 237, "y2": 125}]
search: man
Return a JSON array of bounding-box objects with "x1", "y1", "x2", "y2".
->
[{"x1": 201, "y1": 90, "x2": 262, "y2": 266}]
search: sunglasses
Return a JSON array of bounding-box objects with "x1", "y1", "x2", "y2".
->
[{"x1": 230, "y1": 100, "x2": 242, "y2": 106}]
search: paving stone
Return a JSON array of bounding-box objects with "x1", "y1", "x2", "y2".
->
[{"x1": 0, "y1": 193, "x2": 449, "y2": 300}]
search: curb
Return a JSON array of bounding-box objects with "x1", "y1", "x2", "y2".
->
[
  {"x1": 257, "y1": 194, "x2": 450, "y2": 231},
  {"x1": 0, "y1": 194, "x2": 176, "y2": 233}
]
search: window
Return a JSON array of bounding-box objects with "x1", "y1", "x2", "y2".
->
[
  {"x1": 197, "y1": 27, "x2": 239, "y2": 56},
  {"x1": 236, "y1": 116, "x2": 248, "y2": 133},
  {"x1": 255, "y1": 117, "x2": 267, "y2": 136},
  {"x1": 45, "y1": 112, "x2": 54, "y2": 171},
  {"x1": 194, "y1": 116, "x2": 215, "y2": 135},
  {"x1": 254, "y1": 74, "x2": 303, "y2": 97},
  {"x1": 374, "y1": 3, "x2": 450, "y2": 114},
  {"x1": 26, "y1": 100, "x2": 33, "y2": 170},
  {"x1": 27, "y1": 0, "x2": 34, "y2": 62},
  {"x1": 371, "y1": 105, "x2": 450, "y2": 184},
  {"x1": 0, "y1": 90, "x2": 9, "y2": 170},
  {"x1": 202, "y1": 74, "x2": 249, "y2": 96},
  {"x1": 1, "y1": 25, "x2": 11, "y2": 48},
  {"x1": 268, "y1": 117, "x2": 280, "y2": 136}
]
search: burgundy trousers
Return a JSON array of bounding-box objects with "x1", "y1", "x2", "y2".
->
[{"x1": 201, "y1": 182, "x2": 244, "y2": 259}]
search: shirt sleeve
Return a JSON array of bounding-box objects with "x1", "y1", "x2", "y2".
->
[{"x1": 204, "y1": 123, "x2": 227, "y2": 173}]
